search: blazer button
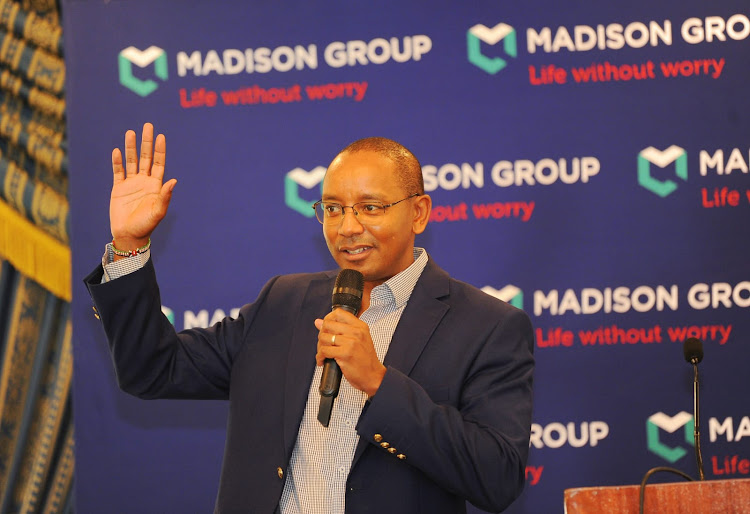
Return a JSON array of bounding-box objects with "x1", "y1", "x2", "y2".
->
[
  {"x1": 380, "y1": 442, "x2": 390, "y2": 449},
  {"x1": 397, "y1": 454, "x2": 406, "y2": 460},
  {"x1": 277, "y1": 467, "x2": 284, "y2": 479},
  {"x1": 373, "y1": 434, "x2": 383, "y2": 443},
  {"x1": 387, "y1": 447, "x2": 397, "y2": 454}
]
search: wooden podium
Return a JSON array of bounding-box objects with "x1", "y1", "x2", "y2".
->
[{"x1": 564, "y1": 478, "x2": 750, "y2": 513}]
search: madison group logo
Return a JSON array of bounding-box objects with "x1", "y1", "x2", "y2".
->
[
  {"x1": 285, "y1": 166, "x2": 326, "y2": 217},
  {"x1": 638, "y1": 146, "x2": 687, "y2": 197},
  {"x1": 467, "y1": 23, "x2": 517, "y2": 74},
  {"x1": 119, "y1": 46, "x2": 168, "y2": 97},
  {"x1": 161, "y1": 305, "x2": 175, "y2": 325},
  {"x1": 647, "y1": 411, "x2": 694, "y2": 463},
  {"x1": 481, "y1": 284, "x2": 523, "y2": 309}
]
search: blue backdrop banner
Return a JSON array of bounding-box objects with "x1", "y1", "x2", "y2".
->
[{"x1": 64, "y1": 1, "x2": 750, "y2": 512}]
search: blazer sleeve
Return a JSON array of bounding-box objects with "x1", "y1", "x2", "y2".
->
[
  {"x1": 355, "y1": 303, "x2": 534, "y2": 513},
  {"x1": 83, "y1": 259, "x2": 279, "y2": 400}
]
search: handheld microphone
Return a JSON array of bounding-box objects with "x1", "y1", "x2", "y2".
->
[
  {"x1": 683, "y1": 337, "x2": 705, "y2": 480},
  {"x1": 318, "y1": 269, "x2": 364, "y2": 427}
]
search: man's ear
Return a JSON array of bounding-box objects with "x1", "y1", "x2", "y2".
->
[{"x1": 412, "y1": 194, "x2": 432, "y2": 234}]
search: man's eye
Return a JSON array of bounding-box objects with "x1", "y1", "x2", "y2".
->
[
  {"x1": 324, "y1": 204, "x2": 342, "y2": 215},
  {"x1": 360, "y1": 204, "x2": 382, "y2": 213}
]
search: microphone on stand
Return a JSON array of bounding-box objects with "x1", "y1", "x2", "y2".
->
[
  {"x1": 317, "y1": 269, "x2": 364, "y2": 427},
  {"x1": 683, "y1": 337, "x2": 705, "y2": 480},
  {"x1": 638, "y1": 338, "x2": 706, "y2": 512}
]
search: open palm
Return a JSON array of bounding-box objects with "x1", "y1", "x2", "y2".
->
[{"x1": 110, "y1": 123, "x2": 176, "y2": 250}]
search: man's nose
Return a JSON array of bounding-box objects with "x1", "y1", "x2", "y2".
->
[{"x1": 338, "y1": 207, "x2": 365, "y2": 236}]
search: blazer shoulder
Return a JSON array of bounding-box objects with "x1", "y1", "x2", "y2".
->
[
  {"x1": 248, "y1": 269, "x2": 334, "y2": 308},
  {"x1": 268, "y1": 269, "x2": 335, "y2": 290}
]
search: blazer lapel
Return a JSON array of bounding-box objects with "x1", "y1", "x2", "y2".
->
[
  {"x1": 382, "y1": 263, "x2": 450, "y2": 374},
  {"x1": 282, "y1": 272, "x2": 336, "y2": 456},
  {"x1": 351, "y1": 258, "x2": 451, "y2": 466}
]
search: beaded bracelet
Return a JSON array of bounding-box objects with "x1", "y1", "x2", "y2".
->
[{"x1": 111, "y1": 238, "x2": 151, "y2": 257}]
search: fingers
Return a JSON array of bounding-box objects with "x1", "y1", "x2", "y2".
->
[
  {"x1": 316, "y1": 317, "x2": 350, "y2": 341},
  {"x1": 112, "y1": 148, "x2": 124, "y2": 184},
  {"x1": 316, "y1": 345, "x2": 343, "y2": 366},
  {"x1": 316, "y1": 310, "x2": 360, "y2": 337},
  {"x1": 139, "y1": 123, "x2": 154, "y2": 175},
  {"x1": 118, "y1": 124, "x2": 166, "y2": 181},
  {"x1": 315, "y1": 328, "x2": 345, "y2": 366},
  {"x1": 314, "y1": 315, "x2": 386, "y2": 396},
  {"x1": 151, "y1": 133, "x2": 166, "y2": 181},
  {"x1": 314, "y1": 312, "x2": 364, "y2": 361},
  {"x1": 124, "y1": 130, "x2": 137, "y2": 178}
]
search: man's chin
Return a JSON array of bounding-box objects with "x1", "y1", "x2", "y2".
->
[{"x1": 332, "y1": 260, "x2": 379, "y2": 283}]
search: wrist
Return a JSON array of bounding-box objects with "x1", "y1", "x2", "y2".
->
[
  {"x1": 365, "y1": 365, "x2": 387, "y2": 398},
  {"x1": 111, "y1": 237, "x2": 151, "y2": 261},
  {"x1": 112, "y1": 236, "x2": 149, "y2": 252}
]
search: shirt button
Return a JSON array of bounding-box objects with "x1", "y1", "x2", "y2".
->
[
  {"x1": 345, "y1": 419, "x2": 352, "y2": 427},
  {"x1": 339, "y1": 466, "x2": 346, "y2": 474},
  {"x1": 277, "y1": 467, "x2": 284, "y2": 479},
  {"x1": 373, "y1": 434, "x2": 383, "y2": 443}
]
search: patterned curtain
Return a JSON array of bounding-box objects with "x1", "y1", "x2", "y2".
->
[{"x1": 0, "y1": 0, "x2": 73, "y2": 512}]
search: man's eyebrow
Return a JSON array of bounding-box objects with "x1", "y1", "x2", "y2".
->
[{"x1": 321, "y1": 193, "x2": 386, "y2": 202}]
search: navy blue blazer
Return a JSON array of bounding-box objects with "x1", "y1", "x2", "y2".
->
[{"x1": 84, "y1": 256, "x2": 534, "y2": 514}]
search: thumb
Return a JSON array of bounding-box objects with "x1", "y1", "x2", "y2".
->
[{"x1": 154, "y1": 179, "x2": 177, "y2": 218}]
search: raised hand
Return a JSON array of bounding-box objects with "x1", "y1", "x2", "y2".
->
[{"x1": 110, "y1": 123, "x2": 176, "y2": 254}]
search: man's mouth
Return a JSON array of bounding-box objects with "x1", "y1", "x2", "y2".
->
[{"x1": 341, "y1": 245, "x2": 373, "y2": 256}]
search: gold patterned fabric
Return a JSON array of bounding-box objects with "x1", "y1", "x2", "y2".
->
[
  {"x1": 0, "y1": 95, "x2": 67, "y2": 174},
  {"x1": 0, "y1": 0, "x2": 72, "y2": 511},
  {"x1": 12, "y1": 312, "x2": 72, "y2": 513},
  {"x1": 0, "y1": 276, "x2": 51, "y2": 498},
  {"x1": 0, "y1": 69, "x2": 65, "y2": 120},
  {"x1": 0, "y1": 28, "x2": 64, "y2": 94},
  {"x1": 0, "y1": 0, "x2": 62, "y2": 54}
]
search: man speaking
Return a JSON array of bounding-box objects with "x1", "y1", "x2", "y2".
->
[{"x1": 84, "y1": 123, "x2": 534, "y2": 513}]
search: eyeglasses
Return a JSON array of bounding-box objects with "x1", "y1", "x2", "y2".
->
[{"x1": 312, "y1": 193, "x2": 420, "y2": 225}]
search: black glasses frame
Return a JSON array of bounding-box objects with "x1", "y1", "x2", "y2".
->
[{"x1": 311, "y1": 193, "x2": 420, "y2": 224}]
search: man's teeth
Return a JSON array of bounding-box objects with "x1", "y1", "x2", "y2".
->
[{"x1": 346, "y1": 248, "x2": 367, "y2": 255}]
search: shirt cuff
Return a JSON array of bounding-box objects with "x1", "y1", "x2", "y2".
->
[{"x1": 100, "y1": 242, "x2": 151, "y2": 283}]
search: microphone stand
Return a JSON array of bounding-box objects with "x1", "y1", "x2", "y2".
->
[
  {"x1": 639, "y1": 339, "x2": 704, "y2": 514},
  {"x1": 692, "y1": 360, "x2": 705, "y2": 480}
]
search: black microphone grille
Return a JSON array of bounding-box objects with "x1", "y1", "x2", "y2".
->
[
  {"x1": 332, "y1": 269, "x2": 364, "y2": 314},
  {"x1": 683, "y1": 337, "x2": 704, "y2": 364}
]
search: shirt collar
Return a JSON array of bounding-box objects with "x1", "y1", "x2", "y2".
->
[{"x1": 369, "y1": 247, "x2": 428, "y2": 309}]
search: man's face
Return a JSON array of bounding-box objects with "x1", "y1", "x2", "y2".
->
[{"x1": 322, "y1": 150, "x2": 428, "y2": 287}]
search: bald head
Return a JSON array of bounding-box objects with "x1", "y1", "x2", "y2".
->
[{"x1": 331, "y1": 137, "x2": 424, "y2": 195}]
